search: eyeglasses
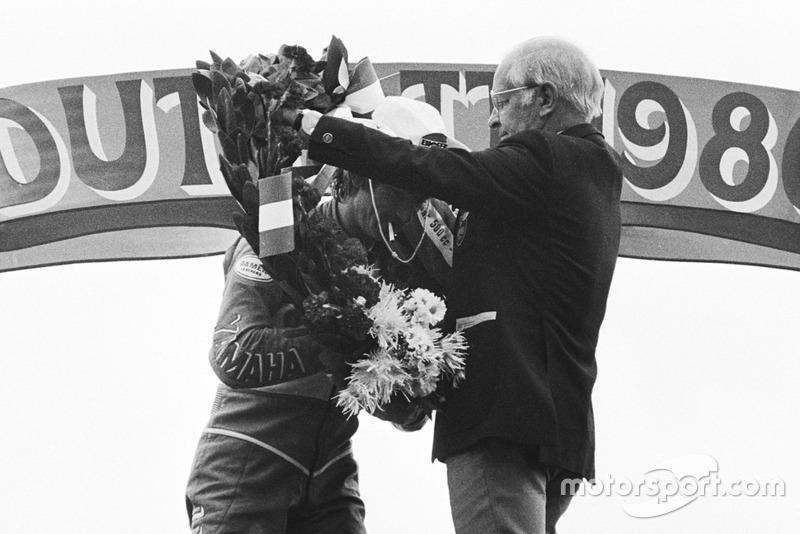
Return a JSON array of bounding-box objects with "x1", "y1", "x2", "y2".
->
[{"x1": 490, "y1": 84, "x2": 539, "y2": 110}]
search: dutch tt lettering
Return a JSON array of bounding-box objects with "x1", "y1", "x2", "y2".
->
[
  {"x1": 57, "y1": 80, "x2": 158, "y2": 200},
  {"x1": 0, "y1": 98, "x2": 64, "y2": 212}
]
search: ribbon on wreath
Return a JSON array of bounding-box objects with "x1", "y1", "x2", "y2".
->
[{"x1": 324, "y1": 35, "x2": 385, "y2": 115}]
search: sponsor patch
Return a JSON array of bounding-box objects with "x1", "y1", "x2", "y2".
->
[
  {"x1": 234, "y1": 255, "x2": 273, "y2": 283},
  {"x1": 421, "y1": 133, "x2": 449, "y2": 148}
]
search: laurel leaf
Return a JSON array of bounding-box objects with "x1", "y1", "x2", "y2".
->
[
  {"x1": 217, "y1": 88, "x2": 236, "y2": 135},
  {"x1": 191, "y1": 71, "x2": 213, "y2": 103},
  {"x1": 217, "y1": 131, "x2": 239, "y2": 165},
  {"x1": 201, "y1": 109, "x2": 218, "y2": 134}
]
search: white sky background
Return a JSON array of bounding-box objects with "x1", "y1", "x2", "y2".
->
[{"x1": 2, "y1": 1, "x2": 799, "y2": 533}]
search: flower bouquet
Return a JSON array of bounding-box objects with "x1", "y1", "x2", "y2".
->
[
  {"x1": 192, "y1": 37, "x2": 467, "y2": 419},
  {"x1": 302, "y1": 252, "x2": 468, "y2": 417},
  {"x1": 298, "y1": 210, "x2": 467, "y2": 418}
]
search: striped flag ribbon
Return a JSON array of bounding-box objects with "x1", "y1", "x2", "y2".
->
[
  {"x1": 258, "y1": 172, "x2": 294, "y2": 257},
  {"x1": 324, "y1": 36, "x2": 349, "y2": 97},
  {"x1": 344, "y1": 57, "x2": 384, "y2": 114},
  {"x1": 324, "y1": 35, "x2": 384, "y2": 115}
]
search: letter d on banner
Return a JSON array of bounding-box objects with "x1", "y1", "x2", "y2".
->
[{"x1": 258, "y1": 172, "x2": 294, "y2": 257}]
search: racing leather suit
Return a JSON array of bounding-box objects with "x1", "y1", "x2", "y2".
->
[{"x1": 185, "y1": 238, "x2": 364, "y2": 534}]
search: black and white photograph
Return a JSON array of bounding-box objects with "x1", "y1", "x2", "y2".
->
[{"x1": 1, "y1": 1, "x2": 798, "y2": 532}]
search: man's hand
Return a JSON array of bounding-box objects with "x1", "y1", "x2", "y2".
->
[
  {"x1": 269, "y1": 107, "x2": 300, "y2": 130},
  {"x1": 270, "y1": 107, "x2": 322, "y2": 134},
  {"x1": 371, "y1": 393, "x2": 430, "y2": 432}
]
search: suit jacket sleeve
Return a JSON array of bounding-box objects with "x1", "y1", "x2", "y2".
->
[{"x1": 307, "y1": 115, "x2": 552, "y2": 216}]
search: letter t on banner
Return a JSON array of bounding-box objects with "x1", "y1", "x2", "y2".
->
[{"x1": 258, "y1": 173, "x2": 294, "y2": 257}]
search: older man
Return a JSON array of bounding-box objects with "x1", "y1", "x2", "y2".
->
[{"x1": 288, "y1": 36, "x2": 622, "y2": 533}]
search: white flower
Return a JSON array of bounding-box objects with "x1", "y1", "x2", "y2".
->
[
  {"x1": 437, "y1": 332, "x2": 468, "y2": 382},
  {"x1": 349, "y1": 264, "x2": 379, "y2": 280},
  {"x1": 335, "y1": 347, "x2": 412, "y2": 415},
  {"x1": 368, "y1": 283, "x2": 408, "y2": 348},
  {"x1": 404, "y1": 288, "x2": 446, "y2": 327},
  {"x1": 417, "y1": 357, "x2": 442, "y2": 381},
  {"x1": 404, "y1": 324, "x2": 437, "y2": 353},
  {"x1": 413, "y1": 374, "x2": 439, "y2": 397},
  {"x1": 336, "y1": 389, "x2": 363, "y2": 418}
]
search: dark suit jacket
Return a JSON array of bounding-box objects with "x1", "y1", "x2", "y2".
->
[{"x1": 309, "y1": 117, "x2": 622, "y2": 478}]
